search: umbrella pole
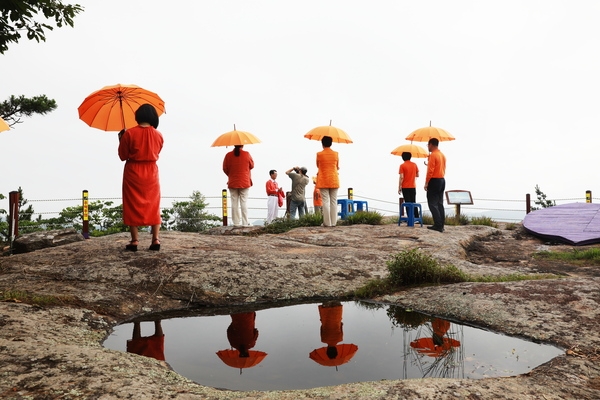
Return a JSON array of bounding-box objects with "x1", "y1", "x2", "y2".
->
[{"x1": 119, "y1": 92, "x2": 126, "y2": 130}]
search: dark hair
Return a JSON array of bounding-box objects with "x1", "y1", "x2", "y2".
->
[
  {"x1": 321, "y1": 136, "x2": 333, "y2": 147},
  {"x1": 135, "y1": 104, "x2": 159, "y2": 128},
  {"x1": 401, "y1": 152, "x2": 412, "y2": 161},
  {"x1": 428, "y1": 138, "x2": 439, "y2": 146},
  {"x1": 300, "y1": 167, "x2": 308, "y2": 175},
  {"x1": 269, "y1": 169, "x2": 277, "y2": 175},
  {"x1": 234, "y1": 145, "x2": 243, "y2": 156}
]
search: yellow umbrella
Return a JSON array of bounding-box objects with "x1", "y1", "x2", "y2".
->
[
  {"x1": 211, "y1": 125, "x2": 261, "y2": 147},
  {"x1": 304, "y1": 120, "x2": 353, "y2": 144},
  {"x1": 0, "y1": 117, "x2": 10, "y2": 132},
  {"x1": 405, "y1": 123, "x2": 455, "y2": 143},
  {"x1": 391, "y1": 143, "x2": 429, "y2": 158}
]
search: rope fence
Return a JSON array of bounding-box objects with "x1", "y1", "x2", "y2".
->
[{"x1": 3, "y1": 189, "x2": 598, "y2": 238}]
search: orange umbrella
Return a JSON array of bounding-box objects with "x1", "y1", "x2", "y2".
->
[
  {"x1": 391, "y1": 143, "x2": 429, "y2": 158},
  {"x1": 405, "y1": 122, "x2": 455, "y2": 143},
  {"x1": 78, "y1": 84, "x2": 166, "y2": 132},
  {"x1": 410, "y1": 337, "x2": 461, "y2": 357},
  {"x1": 211, "y1": 125, "x2": 261, "y2": 147},
  {"x1": 309, "y1": 343, "x2": 358, "y2": 367},
  {"x1": 0, "y1": 116, "x2": 9, "y2": 132},
  {"x1": 216, "y1": 349, "x2": 267, "y2": 373},
  {"x1": 304, "y1": 120, "x2": 353, "y2": 144}
]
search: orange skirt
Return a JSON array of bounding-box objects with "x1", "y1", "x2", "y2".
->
[{"x1": 122, "y1": 161, "x2": 161, "y2": 226}]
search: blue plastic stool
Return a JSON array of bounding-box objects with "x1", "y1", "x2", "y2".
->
[
  {"x1": 337, "y1": 199, "x2": 355, "y2": 219},
  {"x1": 353, "y1": 200, "x2": 369, "y2": 212},
  {"x1": 399, "y1": 202, "x2": 423, "y2": 227}
]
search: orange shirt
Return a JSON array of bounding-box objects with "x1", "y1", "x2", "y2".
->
[
  {"x1": 425, "y1": 149, "x2": 446, "y2": 183},
  {"x1": 399, "y1": 160, "x2": 418, "y2": 189},
  {"x1": 223, "y1": 149, "x2": 254, "y2": 189},
  {"x1": 315, "y1": 148, "x2": 339, "y2": 189},
  {"x1": 266, "y1": 179, "x2": 279, "y2": 196}
]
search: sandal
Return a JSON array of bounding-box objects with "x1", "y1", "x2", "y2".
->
[
  {"x1": 149, "y1": 239, "x2": 161, "y2": 251},
  {"x1": 125, "y1": 240, "x2": 139, "y2": 252}
]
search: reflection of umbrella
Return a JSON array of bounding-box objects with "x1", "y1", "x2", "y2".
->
[
  {"x1": 410, "y1": 337, "x2": 461, "y2": 357},
  {"x1": 405, "y1": 123, "x2": 455, "y2": 143},
  {"x1": 304, "y1": 120, "x2": 353, "y2": 144},
  {"x1": 78, "y1": 84, "x2": 166, "y2": 132},
  {"x1": 211, "y1": 125, "x2": 261, "y2": 147},
  {"x1": 309, "y1": 343, "x2": 358, "y2": 367},
  {"x1": 216, "y1": 349, "x2": 267, "y2": 372},
  {"x1": 391, "y1": 143, "x2": 429, "y2": 158},
  {"x1": 0, "y1": 117, "x2": 9, "y2": 132}
]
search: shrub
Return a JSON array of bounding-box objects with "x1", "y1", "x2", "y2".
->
[
  {"x1": 341, "y1": 210, "x2": 383, "y2": 225},
  {"x1": 386, "y1": 249, "x2": 468, "y2": 286},
  {"x1": 469, "y1": 216, "x2": 498, "y2": 228}
]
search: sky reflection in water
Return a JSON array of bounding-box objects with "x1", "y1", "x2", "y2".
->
[{"x1": 103, "y1": 301, "x2": 563, "y2": 391}]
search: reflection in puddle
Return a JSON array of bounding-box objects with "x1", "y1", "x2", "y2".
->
[{"x1": 103, "y1": 301, "x2": 563, "y2": 391}]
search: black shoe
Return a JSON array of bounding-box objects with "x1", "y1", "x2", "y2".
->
[
  {"x1": 149, "y1": 240, "x2": 161, "y2": 251},
  {"x1": 427, "y1": 225, "x2": 444, "y2": 232},
  {"x1": 125, "y1": 241, "x2": 138, "y2": 252}
]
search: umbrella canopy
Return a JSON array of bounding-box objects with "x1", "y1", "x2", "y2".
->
[
  {"x1": 0, "y1": 117, "x2": 9, "y2": 132},
  {"x1": 216, "y1": 349, "x2": 267, "y2": 370},
  {"x1": 405, "y1": 125, "x2": 455, "y2": 143},
  {"x1": 391, "y1": 143, "x2": 429, "y2": 158},
  {"x1": 304, "y1": 121, "x2": 353, "y2": 144},
  {"x1": 309, "y1": 343, "x2": 358, "y2": 367},
  {"x1": 211, "y1": 125, "x2": 261, "y2": 147},
  {"x1": 410, "y1": 337, "x2": 461, "y2": 357},
  {"x1": 78, "y1": 84, "x2": 166, "y2": 132}
]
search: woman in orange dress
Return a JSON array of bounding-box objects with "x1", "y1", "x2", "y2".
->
[{"x1": 118, "y1": 104, "x2": 164, "y2": 251}]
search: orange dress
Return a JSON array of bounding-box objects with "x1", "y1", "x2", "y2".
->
[
  {"x1": 118, "y1": 125, "x2": 164, "y2": 226},
  {"x1": 126, "y1": 335, "x2": 165, "y2": 361}
]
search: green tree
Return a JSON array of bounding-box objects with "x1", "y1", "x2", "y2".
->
[
  {"x1": 0, "y1": 0, "x2": 84, "y2": 54},
  {"x1": 0, "y1": 95, "x2": 57, "y2": 127},
  {"x1": 162, "y1": 191, "x2": 221, "y2": 232},
  {"x1": 532, "y1": 184, "x2": 555, "y2": 210},
  {"x1": 45, "y1": 200, "x2": 128, "y2": 236}
]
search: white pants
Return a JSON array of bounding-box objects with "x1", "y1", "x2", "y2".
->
[
  {"x1": 320, "y1": 188, "x2": 338, "y2": 227},
  {"x1": 267, "y1": 195, "x2": 279, "y2": 223},
  {"x1": 230, "y1": 188, "x2": 249, "y2": 226}
]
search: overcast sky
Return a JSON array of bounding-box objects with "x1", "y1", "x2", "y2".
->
[{"x1": 3, "y1": 1, "x2": 600, "y2": 221}]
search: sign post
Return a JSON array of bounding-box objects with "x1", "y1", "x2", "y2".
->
[{"x1": 445, "y1": 190, "x2": 474, "y2": 223}]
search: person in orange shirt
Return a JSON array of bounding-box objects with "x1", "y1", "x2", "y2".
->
[
  {"x1": 312, "y1": 176, "x2": 323, "y2": 215},
  {"x1": 424, "y1": 138, "x2": 446, "y2": 232},
  {"x1": 315, "y1": 136, "x2": 340, "y2": 227},
  {"x1": 118, "y1": 104, "x2": 164, "y2": 252},
  {"x1": 223, "y1": 145, "x2": 254, "y2": 226},
  {"x1": 398, "y1": 152, "x2": 419, "y2": 218},
  {"x1": 265, "y1": 170, "x2": 283, "y2": 223}
]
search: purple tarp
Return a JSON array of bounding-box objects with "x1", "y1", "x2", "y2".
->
[{"x1": 523, "y1": 202, "x2": 600, "y2": 246}]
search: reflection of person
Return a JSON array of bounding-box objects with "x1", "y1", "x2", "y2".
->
[
  {"x1": 312, "y1": 176, "x2": 322, "y2": 215},
  {"x1": 126, "y1": 320, "x2": 165, "y2": 361},
  {"x1": 318, "y1": 301, "x2": 343, "y2": 357},
  {"x1": 118, "y1": 104, "x2": 164, "y2": 252},
  {"x1": 285, "y1": 166, "x2": 310, "y2": 219},
  {"x1": 424, "y1": 138, "x2": 446, "y2": 232},
  {"x1": 227, "y1": 312, "x2": 259, "y2": 357},
  {"x1": 266, "y1": 170, "x2": 283, "y2": 223},
  {"x1": 399, "y1": 151, "x2": 419, "y2": 218},
  {"x1": 315, "y1": 136, "x2": 339, "y2": 227},
  {"x1": 223, "y1": 145, "x2": 254, "y2": 226}
]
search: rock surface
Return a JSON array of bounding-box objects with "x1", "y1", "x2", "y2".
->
[{"x1": 0, "y1": 224, "x2": 599, "y2": 399}]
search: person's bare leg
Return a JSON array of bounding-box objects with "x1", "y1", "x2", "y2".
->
[
  {"x1": 130, "y1": 226, "x2": 139, "y2": 243},
  {"x1": 149, "y1": 224, "x2": 161, "y2": 250}
]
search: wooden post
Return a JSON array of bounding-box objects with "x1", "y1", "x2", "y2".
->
[
  {"x1": 82, "y1": 190, "x2": 90, "y2": 239},
  {"x1": 455, "y1": 204, "x2": 461, "y2": 223},
  {"x1": 222, "y1": 189, "x2": 228, "y2": 226},
  {"x1": 8, "y1": 190, "x2": 19, "y2": 253},
  {"x1": 586, "y1": 190, "x2": 592, "y2": 203},
  {"x1": 348, "y1": 187, "x2": 353, "y2": 200},
  {"x1": 526, "y1": 193, "x2": 531, "y2": 214}
]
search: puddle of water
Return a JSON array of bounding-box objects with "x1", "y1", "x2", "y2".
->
[{"x1": 103, "y1": 301, "x2": 563, "y2": 391}]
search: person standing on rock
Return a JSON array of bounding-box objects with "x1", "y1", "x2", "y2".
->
[
  {"x1": 223, "y1": 145, "x2": 254, "y2": 226},
  {"x1": 266, "y1": 169, "x2": 283, "y2": 223},
  {"x1": 399, "y1": 151, "x2": 419, "y2": 219},
  {"x1": 118, "y1": 104, "x2": 164, "y2": 252},
  {"x1": 312, "y1": 176, "x2": 323, "y2": 215},
  {"x1": 424, "y1": 138, "x2": 446, "y2": 232},
  {"x1": 315, "y1": 136, "x2": 340, "y2": 227},
  {"x1": 285, "y1": 166, "x2": 310, "y2": 219}
]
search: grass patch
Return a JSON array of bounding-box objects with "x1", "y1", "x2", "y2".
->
[
  {"x1": 340, "y1": 210, "x2": 384, "y2": 225},
  {"x1": 0, "y1": 290, "x2": 78, "y2": 306},
  {"x1": 469, "y1": 216, "x2": 498, "y2": 228},
  {"x1": 354, "y1": 248, "x2": 560, "y2": 298},
  {"x1": 250, "y1": 213, "x2": 323, "y2": 234},
  {"x1": 534, "y1": 248, "x2": 600, "y2": 265}
]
